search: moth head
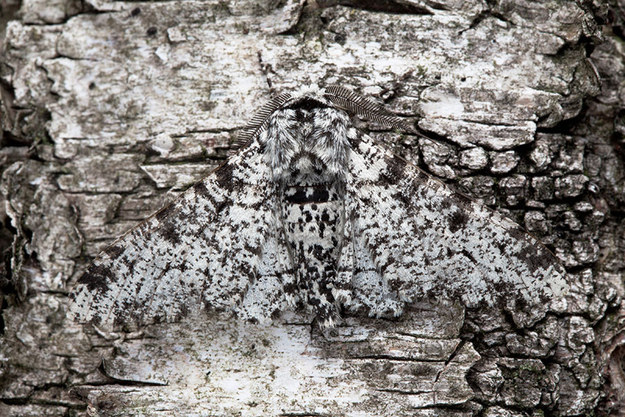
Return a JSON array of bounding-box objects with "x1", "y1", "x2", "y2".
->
[{"x1": 261, "y1": 96, "x2": 352, "y2": 182}]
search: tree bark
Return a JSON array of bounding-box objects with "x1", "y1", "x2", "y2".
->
[{"x1": 0, "y1": 0, "x2": 623, "y2": 416}]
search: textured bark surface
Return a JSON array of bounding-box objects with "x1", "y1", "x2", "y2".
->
[{"x1": 0, "y1": 0, "x2": 623, "y2": 416}]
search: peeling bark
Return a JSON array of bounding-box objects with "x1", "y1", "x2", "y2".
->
[{"x1": 0, "y1": 0, "x2": 623, "y2": 416}]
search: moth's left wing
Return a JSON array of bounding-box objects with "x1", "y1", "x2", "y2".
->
[
  {"x1": 342, "y1": 131, "x2": 568, "y2": 316},
  {"x1": 69, "y1": 140, "x2": 292, "y2": 328}
]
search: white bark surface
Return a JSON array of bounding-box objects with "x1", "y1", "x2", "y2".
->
[{"x1": 0, "y1": 0, "x2": 623, "y2": 416}]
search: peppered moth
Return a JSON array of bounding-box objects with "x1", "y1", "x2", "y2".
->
[{"x1": 69, "y1": 86, "x2": 567, "y2": 328}]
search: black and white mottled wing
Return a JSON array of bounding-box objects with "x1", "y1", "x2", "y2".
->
[
  {"x1": 68, "y1": 139, "x2": 292, "y2": 328},
  {"x1": 340, "y1": 128, "x2": 567, "y2": 317}
]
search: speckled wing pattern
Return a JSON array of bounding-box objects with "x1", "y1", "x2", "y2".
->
[
  {"x1": 341, "y1": 129, "x2": 567, "y2": 317},
  {"x1": 69, "y1": 139, "x2": 292, "y2": 328},
  {"x1": 69, "y1": 87, "x2": 567, "y2": 328}
]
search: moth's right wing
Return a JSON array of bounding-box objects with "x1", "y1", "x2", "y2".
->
[
  {"x1": 340, "y1": 130, "x2": 568, "y2": 319},
  {"x1": 68, "y1": 140, "x2": 293, "y2": 329}
]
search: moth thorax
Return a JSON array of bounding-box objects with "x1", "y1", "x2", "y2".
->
[
  {"x1": 265, "y1": 106, "x2": 351, "y2": 182},
  {"x1": 280, "y1": 153, "x2": 345, "y2": 313}
]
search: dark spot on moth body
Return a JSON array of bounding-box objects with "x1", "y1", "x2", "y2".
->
[{"x1": 284, "y1": 187, "x2": 330, "y2": 204}]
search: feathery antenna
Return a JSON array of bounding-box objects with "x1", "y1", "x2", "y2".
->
[
  {"x1": 324, "y1": 85, "x2": 415, "y2": 133},
  {"x1": 233, "y1": 92, "x2": 293, "y2": 148}
]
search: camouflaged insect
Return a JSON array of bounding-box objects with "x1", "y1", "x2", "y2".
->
[{"x1": 69, "y1": 86, "x2": 568, "y2": 328}]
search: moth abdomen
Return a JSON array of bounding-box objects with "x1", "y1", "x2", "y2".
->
[{"x1": 278, "y1": 156, "x2": 347, "y2": 322}]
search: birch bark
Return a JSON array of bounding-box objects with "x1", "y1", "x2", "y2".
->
[{"x1": 0, "y1": 1, "x2": 623, "y2": 416}]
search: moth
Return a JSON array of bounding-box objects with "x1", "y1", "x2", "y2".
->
[{"x1": 69, "y1": 86, "x2": 567, "y2": 328}]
